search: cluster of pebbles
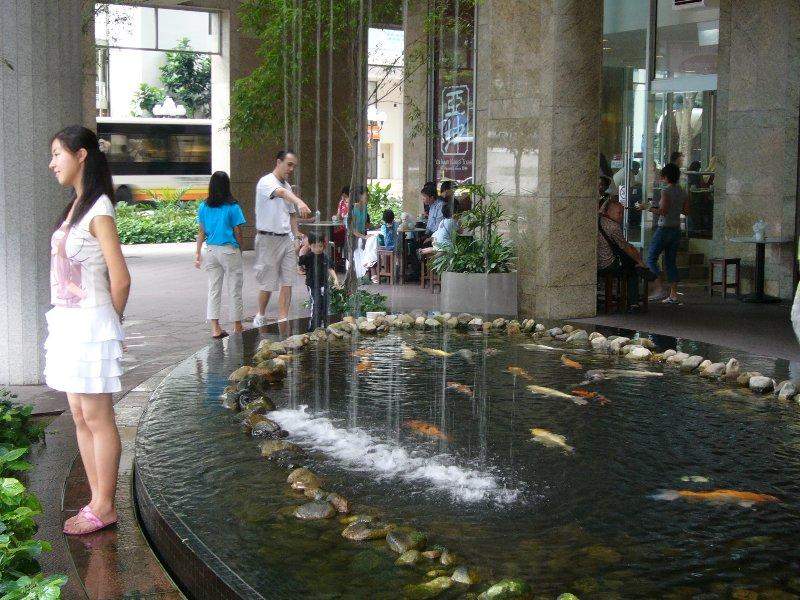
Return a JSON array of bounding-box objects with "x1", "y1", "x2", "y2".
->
[{"x1": 217, "y1": 310, "x2": 787, "y2": 599}]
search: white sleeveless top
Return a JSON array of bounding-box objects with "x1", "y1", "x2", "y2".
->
[{"x1": 50, "y1": 195, "x2": 116, "y2": 309}]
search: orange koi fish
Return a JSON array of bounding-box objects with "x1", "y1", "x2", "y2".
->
[
  {"x1": 571, "y1": 388, "x2": 610, "y2": 405},
  {"x1": 356, "y1": 360, "x2": 374, "y2": 373},
  {"x1": 652, "y1": 489, "x2": 779, "y2": 507},
  {"x1": 447, "y1": 381, "x2": 474, "y2": 396},
  {"x1": 506, "y1": 366, "x2": 533, "y2": 381},
  {"x1": 352, "y1": 348, "x2": 373, "y2": 358},
  {"x1": 403, "y1": 420, "x2": 451, "y2": 441},
  {"x1": 561, "y1": 355, "x2": 583, "y2": 369}
]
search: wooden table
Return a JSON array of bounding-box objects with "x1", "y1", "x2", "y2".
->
[
  {"x1": 397, "y1": 228, "x2": 428, "y2": 283},
  {"x1": 728, "y1": 236, "x2": 793, "y2": 303}
]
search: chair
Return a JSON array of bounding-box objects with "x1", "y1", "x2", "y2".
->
[
  {"x1": 598, "y1": 270, "x2": 649, "y2": 313},
  {"x1": 708, "y1": 257, "x2": 740, "y2": 298},
  {"x1": 377, "y1": 248, "x2": 395, "y2": 285}
]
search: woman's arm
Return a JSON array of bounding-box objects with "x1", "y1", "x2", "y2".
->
[
  {"x1": 195, "y1": 224, "x2": 206, "y2": 268},
  {"x1": 92, "y1": 215, "x2": 131, "y2": 319},
  {"x1": 233, "y1": 225, "x2": 243, "y2": 251}
]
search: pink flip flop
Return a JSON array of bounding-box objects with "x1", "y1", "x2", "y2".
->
[{"x1": 63, "y1": 506, "x2": 117, "y2": 535}]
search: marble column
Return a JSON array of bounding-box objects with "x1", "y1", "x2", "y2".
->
[
  {"x1": 475, "y1": 0, "x2": 603, "y2": 318},
  {"x1": 714, "y1": 0, "x2": 800, "y2": 298},
  {"x1": 0, "y1": 1, "x2": 85, "y2": 385},
  {"x1": 402, "y1": 0, "x2": 429, "y2": 215}
]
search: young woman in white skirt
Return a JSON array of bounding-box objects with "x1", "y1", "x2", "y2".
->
[
  {"x1": 46, "y1": 126, "x2": 131, "y2": 535},
  {"x1": 194, "y1": 171, "x2": 246, "y2": 338}
]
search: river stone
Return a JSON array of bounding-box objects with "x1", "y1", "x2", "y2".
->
[
  {"x1": 250, "y1": 418, "x2": 285, "y2": 439},
  {"x1": 422, "y1": 550, "x2": 442, "y2": 561},
  {"x1": 749, "y1": 376, "x2": 774, "y2": 394},
  {"x1": 680, "y1": 356, "x2": 705, "y2": 372},
  {"x1": 267, "y1": 341, "x2": 288, "y2": 354},
  {"x1": 590, "y1": 337, "x2": 609, "y2": 351},
  {"x1": 309, "y1": 328, "x2": 327, "y2": 342},
  {"x1": 608, "y1": 339, "x2": 628, "y2": 354},
  {"x1": 412, "y1": 316, "x2": 425, "y2": 329},
  {"x1": 386, "y1": 530, "x2": 427, "y2": 554},
  {"x1": 452, "y1": 566, "x2": 480, "y2": 585},
  {"x1": 404, "y1": 576, "x2": 454, "y2": 599},
  {"x1": 534, "y1": 323, "x2": 545, "y2": 332},
  {"x1": 343, "y1": 316, "x2": 357, "y2": 324},
  {"x1": 253, "y1": 359, "x2": 287, "y2": 383},
  {"x1": 341, "y1": 519, "x2": 392, "y2": 541},
  {"x1": 477, "y1": 579, "x2": 533, "y2": 600},
  {"x1": 283, "y1": 334, "x2": 309, "y2": 351},
  {"x1": 324, "y1": 492, "x2": 349, "y2": 514},
  {"x1": 521, "y1": 319, "x2": 534, "y2": 333},
  {"x1": 287, "y1": 468, "x2": 321, "y2": 491},
  {"x1": 566, "y1": 330, "x2": 588, "y2": 343},
  {"x1": 699, "y1": 359, "x2": 712, "y2": 371},
  {"x1": 228, "y1": 366, "x2": 253, "y2": 382},
  {"x1": 557, "y1": 595, "x2": 579, "y2": 600},
  {"x1": 627, "y1": 347, "x2": 652, "y2": 360},
  {"x1": 440, "y1": 550, "x2": 460, "y2": 566},
  {"x1": 221, "y1": 393, "x2": 240, "y2": 410},
  {"x1": 294, "y1": 501, "x2": 335, "y2": 520},
  {"x1": 468, "y1": 318, "x2": 483, "y2": 331},
  {"x1": 425, "y1": 318, "x2": 441, "y2": 329},
  {"x1": 358, "y1": 321, "x2": 377, "y2": 334},
  {"x1": 507, "y1": 323, "x2": 521, "y2": 335},
  {"x1": 457, "y1": 313, "x2": 474, "y2": 325},
  {"x1": 492, "y1": 318, "x2": 507, "y2": 330},
  {"x1": 725, "y1": 358, "x2": 741, "y2": 378},
  {"x1": 304, "y1": 487, "x2": 327, "y2": 500},
  {"x1": 327, "y1": 326, "x2": 345, "y2": 339},
  {"x1": 260, "y1": 440, "x2": 301, "y2": 458},
  {"x1": 701, "y1": 362, "x2": 726, "y2": 378},
  {"x1": 666, "y1": 352, "x2": 690, "y2": 364},
  {"x1": 397, "y1": 314, "x2": 415, "y2": 325},
  {"x1": 547, "y1": 327, "x2": 563, "y2": 337},
  {"x1": 778, "y1": 382, "x2": 798, "y2": 400},
  {"x1": 738, "y1": 371, "x2": 761, "y2": 387},
  {"x1": 637, "y1": 338, "x2": 656, "y2": 349},
  {"x1": 396, "y1": 550, "x2": 421, "y2": 566},
  {"x1": 663, "y1": 349, "x2": 677, "y2": 358},
  {"x1": 238, "y1": 395, "x2": 275, "y2": 414},
  {"x1": 482, "y1": 322, "x2": 493, "y2": 332}
]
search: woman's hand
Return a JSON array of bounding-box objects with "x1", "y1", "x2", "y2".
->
[
  {"x1": 194, "y1": 253, "x2": 202, "y2": 269},
  {"x1": 92, "y1": 214, "x2": 131, "y2": 319}
]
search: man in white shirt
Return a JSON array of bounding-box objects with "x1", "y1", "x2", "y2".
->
[{"x1": 252, "y1": 150, "x2": 311, "y2": 327}]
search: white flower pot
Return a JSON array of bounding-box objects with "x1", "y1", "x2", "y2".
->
[{"x1": 440, "y1": 271, "x2": 518, "y2": 317}]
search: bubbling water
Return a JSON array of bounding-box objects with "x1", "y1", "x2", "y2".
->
[{"x1": 270, "y1": 405, "x2": 522, "y2": 504}]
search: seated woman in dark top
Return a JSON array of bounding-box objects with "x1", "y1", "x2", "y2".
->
[{"x1": 597, "y1": 200, "x2": 649, "y2": 311}]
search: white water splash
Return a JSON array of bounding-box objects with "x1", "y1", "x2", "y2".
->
[{"x1": 269, "y1": 406, "x2": 521, "y2": 504}]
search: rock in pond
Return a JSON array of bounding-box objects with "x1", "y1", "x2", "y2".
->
[
  {"x1": 666, "y1": 351, "x2": 689, "y2": 364},
  {"x1": 452, "y1": 565, "x2": 480, "y2": 585},
  {"x1": 440, "y1": 550, "x2": 459, "y2": 566},
  {"x1": 680, "y1": 355, "x2": 705, "y2": 372},
  {"x1": 287, "y1": 467, "x2": 321, "y2": 491},
  {"x1": 556, "y1": 595, "x2": 579, "y2": 600},
  {"x1": 386, "y1": 529, "x2": 427, "y2": 554},
  {"x1": 294, "y1": 501, "x2": 335, "y2": 520},
  {"x1": 326, "y1": 492, "x2": 349, "y2": 514},
  {"x1": 260, "y1": 440, "x2": 302, "y2": 458},
  {"x1": 477, "y1": 579, "x2": 533, "y2": 599},
  {"x1": 701, "y1": 362, "x2": 726, "y2": 378},
  {"x1": 415, "y1": 317, "x2": 427, "y2": 329},
  {"x1": 396, "y1": 549, "x2": 421, "y2": 566},
  {"x1": 749, "y1": 376, "x2": 774, "y2": 394},
  {"x1": 468, "y1": 318, "x2": 484, "y2": 331},
  {"x1": 250, "y1": 418, "x2": 286, "y2": 439},
  {"x1": 627, "y1": 347, "x2": 651, "y2": 360},
  {"x1": 228, "y1": 365, "x2": 253, "y2": 382},
  {"x1": 566, "y1": 330, "x2": 588, "y2": 343},
  {"x1": 737, "y1": 371, "x2": 760, "y2": 387},
  {"x1": 457, "y1": 313, "x2": 474, "y2": 325},
  {"x1": 506, "y1": 323, "x2": 521, "y2": 335},
  {"x1": 341, "y1": 518, "x2": 392, "y2": 541},
  {"x1": 404, "y1": 576, "x2": 454, "y2": 599},
  {"x1": 283, "y1": 334, "x2": 309, "y2": 351},
  {"x1": 425, "y1": 318, "x2": 441, "y2": 329},
  {"x1": 238, "y1": 395, "x2": 275, "y2": 414},
  {"x1": 492, "y1": 318, "x2": 507, "y2": 330},
  {"x1": 725, "y1": 358, "x2": 741, "y2": 379},
  {"x1": 252, "y1": 359, "x2": 287, "y2": 384},
  {"x1": 358, "y1": 321, "x2": 377, "y2": 334},
  {"x1": 422, "y1": 550, "x2": 442, "y2": 561},
  {"x1": 778, "y1": 382, "x2": 798, "y2": 400}
]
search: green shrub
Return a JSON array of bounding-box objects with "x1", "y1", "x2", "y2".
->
[
  {"x1": 131, "y1": 83, "x2": 166, "y2": 117},
  {"x1": 330, "y1": 288, "x2": 387, "y2": 317},
  {"x1": 367, "y1": 182, "x2": 402, "y2": 226},
  {"x1": 0, "y1": 389, "x2": 65, "y2": 598},
  {"x1": 116, "y1": 200, "x2": 199, "y2": 245}
]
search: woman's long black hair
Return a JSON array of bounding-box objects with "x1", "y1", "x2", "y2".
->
[
  {"x1": 207, "y1": 171, "x2": 235, "y2": 207},
  {"x1": 52, "y1": 126, "x2": 115, "y2": 231}
]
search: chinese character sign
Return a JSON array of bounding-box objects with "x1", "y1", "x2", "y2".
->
[{"x1": 436, "y1": 84, "x2": 473, "y2": 182}]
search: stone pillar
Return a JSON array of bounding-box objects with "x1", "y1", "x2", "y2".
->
[
  {"x1": 0, "y1": 2, "x2": 85, "y2": 385},
  {"x1": 402, "y1": 0, "x2": 429, "y2": 215},
  {"x1": 715, "y1": 0, "x2": 800, "y2": 299},
  {"x1": 475, "y1": 0, "x2": 603, "y2": 318}
]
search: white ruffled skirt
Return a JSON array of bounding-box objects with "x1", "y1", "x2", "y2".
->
[{"x1": 44, "y1": 304, "x2": 125, "y2": 394}]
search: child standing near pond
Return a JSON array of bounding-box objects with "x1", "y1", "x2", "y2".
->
[
  {"x1": 298, "y1": 232, "x2": 339, "y2": 330},
  {"x1": 195, "y1": 171, "x2": 247, "y2": 339}
]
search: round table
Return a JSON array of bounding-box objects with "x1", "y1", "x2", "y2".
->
[{"x1": 728, "y1": 236, "x2": 793, "y2": 303}]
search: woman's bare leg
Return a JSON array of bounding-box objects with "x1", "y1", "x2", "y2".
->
[{"x1": 63, "y1": 392, "x2": 97, "y2": 530}]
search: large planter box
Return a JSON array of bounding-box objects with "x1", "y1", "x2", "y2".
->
[{"x1": 440, "y1": 271, "x2": 518, "y2": 317}]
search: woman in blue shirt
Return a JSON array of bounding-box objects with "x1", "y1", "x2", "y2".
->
[{"x1": 194, "y1": 171, "x2": 247, "y2": 338}]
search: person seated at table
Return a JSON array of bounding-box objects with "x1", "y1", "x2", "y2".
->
[
  {"x1": 597, "y1": 199, "x2": 649, "y2": 312},
  {"x1": 379, "y1": 209, "x2": 397, "y2": 251},
  {"x1": 423, "y1": 187, "x2": 446, "y2": 247},
  {"x1": 419, "y1": 204, "x2": 456, "y2": 257},
  {"x1": 332, "y1": 185, "x2": 350, "y2": 248},
  {"x1": 457, "y1": 191, "x2": 472, "y2": 216},
  {"x1": 420, "y1": 182, "x2": 436, "y2": 222}
]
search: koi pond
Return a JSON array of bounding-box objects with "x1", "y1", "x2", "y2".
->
[{"x1": 135, "y1": 319, "x2": 800, "y2": 599}]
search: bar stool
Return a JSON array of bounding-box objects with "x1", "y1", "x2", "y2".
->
[
  {"x1": 708, "y1": 257, "x2": 741, "y2": 298},
  {"x1": 377, "y1": 248, "x2": 395, "y2": 284}
]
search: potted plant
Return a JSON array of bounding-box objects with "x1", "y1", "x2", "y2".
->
[{"x1": 431, "y1": 185, "x2": 518, "y2": 316}]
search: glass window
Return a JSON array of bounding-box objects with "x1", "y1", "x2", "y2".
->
[
  {"x1": 157, "y1": 9, "x2": 220, "y2": 54},
  {"x1": 654, "y1": 0, "x2": 720, "y2": 88},
  {"x1": 95, "y1": 5, "x2": 157, "y2": 49}
]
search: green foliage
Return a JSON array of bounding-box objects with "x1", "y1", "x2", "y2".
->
[
  {"x1": 329, "y1": 287, "x2": 387, "y2": 317},
  {"x1": 159, "y1": 39, "x2": 211, "y2": 118},
  {"x1": 0, "y1": 389, "x2": 65, "y2": 598},
  {"x1": 430, "y1": 233, "x2": 514, "y2": 274},
  {"x1": 131, "y1": 83, "x2": 166, "y2": 117},
  {"x1": 116, "y1": 200, "x2": 199, "y2": 245},
  {"x1": 366, "y1": 182, "x2": 401, "y2": 226}
]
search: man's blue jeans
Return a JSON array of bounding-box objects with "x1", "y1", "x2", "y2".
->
[{"x1": 646, "y1": 226, "x2": 680, "y2": 283}]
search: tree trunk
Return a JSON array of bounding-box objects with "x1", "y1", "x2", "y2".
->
[
  {"x1": 326, "y1": 0, "x2": 334, "y2": 219},
  {"x1": 314, "y1": 0, "x2": 321, "y2": 211}
]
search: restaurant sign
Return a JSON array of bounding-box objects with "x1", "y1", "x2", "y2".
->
[{"x1": 436, "y1": 84, "x2": 473, "y2": 182}]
